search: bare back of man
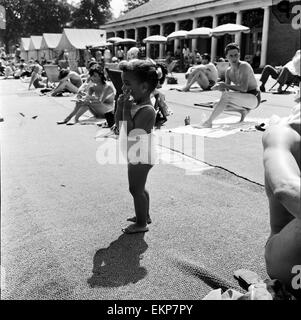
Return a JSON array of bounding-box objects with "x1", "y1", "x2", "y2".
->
[{"x1": 263, "y1": 118, "x2": 301, "y2": 298}]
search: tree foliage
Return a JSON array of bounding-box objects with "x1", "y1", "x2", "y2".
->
[
  {"x1": 22, "y1": 0, "x2": 71, "y2": 35},
  {"x1": 124, "y1": 0, "x2": 150, "y2": 12},
  {"x1": 71, "y1": 0, "x2": 112, "y2": 28},
  {"x1": 1, "y1": 0, "x2": 25, "y2": 50},
  {"x1": 1, "y1": 0, "x2": 113, "y2": 51}
]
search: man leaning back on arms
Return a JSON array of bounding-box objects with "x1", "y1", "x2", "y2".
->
[{"x1": 197, "y1": 43, "x2": 261, "y2": 128}]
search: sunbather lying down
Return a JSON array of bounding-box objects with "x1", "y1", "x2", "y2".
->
[{"x1": 57, "y1": 65, "x2": 115, "y2": 127}]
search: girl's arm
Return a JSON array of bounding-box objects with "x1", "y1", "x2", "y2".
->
[{"x1": 114, "y1": 97, "x2": 123, "y2": 131}]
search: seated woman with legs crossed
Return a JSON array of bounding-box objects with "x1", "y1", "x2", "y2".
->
[{"x1": 57, "y1": 65, "x2": 115, "y2": 126}]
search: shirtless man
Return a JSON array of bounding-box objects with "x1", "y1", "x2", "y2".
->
[
  {"x1": 181, "y1": 53, "x2": 218, "y2": 92},
  {"x1": 263, "y1": 53, "x2": 301, "y2": 299},
  {"x1": 198, "y1": 43, "x2": 261, "y2": 128},
  {"x1": 51, "y1": 69, "x2": 82, "y2": 96}
]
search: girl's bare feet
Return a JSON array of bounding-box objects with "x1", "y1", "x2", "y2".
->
[
  {"x1": 122, "y1": 223, "x2": 149, "y2": 234},
  {"x1": 127, "y1": 216, "x2": 152, "y2": 224}
]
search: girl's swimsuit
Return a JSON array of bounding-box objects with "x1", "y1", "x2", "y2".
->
[{"x1": 119, "y1": 103, "x2": 157, "y2": 165}]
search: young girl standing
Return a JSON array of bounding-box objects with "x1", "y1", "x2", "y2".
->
[{"x1": 115, "y1": 59, "x2": 158, "y2": 234}]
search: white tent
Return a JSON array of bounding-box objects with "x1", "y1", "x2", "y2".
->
[
  {"x1": 55, "y1": 28, "x2": 106, "y2": 70},
  {"x1": 40, "y1": 33, "x2": 62, "y2": 61},
  {"x1": 28, "y1": 36, "x2": 43, "y2": 61},
  {"x1": 20, "y1": 37, "x2": 30, "y2": 61}
]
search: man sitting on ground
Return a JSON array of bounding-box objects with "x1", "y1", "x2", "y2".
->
[
  {"x1": 259, "y1": 49, "x2": 301, "y2": 93},
  {"x1": 196, "y1": 43, "x2": 261, "y2": 128},
  {"x1": 28, "y1": 60, "x2": 47, "y2": 89},
  {"x1": 180, "y1": 53, "x2": 218, "y2": 92},
  {"x1": 57, "y1": 65, "x2": 115, "y2": 127},
  {"x1": 51, "y1": 69, "x2": 82, "y2": 96}
]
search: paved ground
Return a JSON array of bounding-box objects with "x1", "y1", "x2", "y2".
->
[{"x1": 0, "y1": 74, "x2": 297, "y2": 300}]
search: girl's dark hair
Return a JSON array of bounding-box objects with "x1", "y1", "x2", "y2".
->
[
  {"x1": 119, "y1": 59, "x2": 159, "y2": 92},
  {"x1": 58, "y1": 68, "x2": 70, "y2": 80},
  {"x1": 89, "y1": 65, "x2": 106, "y2": 84}
]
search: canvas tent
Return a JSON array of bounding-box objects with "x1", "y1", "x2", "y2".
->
[
  {"x1": 28, "y1": 36, "x2": 43, "y2": 61},
  {"x1": 20, "y1": 37, "x2": 30, "y2": 61},
  {"x1": 55, "y1": 28, "x2": 106, "y2": 69},
  {"x1": 40, "y1": 33, "x2": 62, "y2": 61}
]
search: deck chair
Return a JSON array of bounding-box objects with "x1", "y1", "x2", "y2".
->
[
  {"x1": 105, "y1": 68, "x2": 123, "y2": 112},
  {"x1": 269, "y1": 74, "x2": 301, "y2": 92},
  {"x1": 43, "y1": 64, "x2": 60, "y2": 86}
]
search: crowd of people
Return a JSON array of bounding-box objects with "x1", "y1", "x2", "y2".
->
[{"x1": 1, "y1": 40, "x2": 300, "y2": 299}]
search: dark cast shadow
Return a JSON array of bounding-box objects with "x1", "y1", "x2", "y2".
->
[{"x1": 87, "y1": 233, "x2": 148, "y2": 288}]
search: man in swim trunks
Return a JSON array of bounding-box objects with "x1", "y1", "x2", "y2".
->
[
  {"x1": 197, "y1": 43, "x2": 261, "y2": 128},
  {"x1": 181, "y1": 53, "x2": 218, "y2": 92}
]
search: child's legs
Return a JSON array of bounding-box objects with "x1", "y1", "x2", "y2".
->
[{"x1": 128, "y1": 163, "x2": 153, "y2": 226}]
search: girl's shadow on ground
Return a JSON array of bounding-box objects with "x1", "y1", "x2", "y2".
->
[{"x1": 87, "y1": 233, "x2": 148, "y2": 288}]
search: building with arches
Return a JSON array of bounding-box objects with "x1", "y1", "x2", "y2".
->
[{"x1": 102, "y1": 0, "x2": 300, "y2": 67}]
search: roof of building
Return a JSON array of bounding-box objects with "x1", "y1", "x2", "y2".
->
[
  {"x1": 20, "y1": 38, "x2": 31, "y2": 51},
  {"x1": 40, "y1": 33, "x2": 62, "y2": 50},
  {"x1": 28, "y1": 36, "x2": 43, "y2": 50},
  {"x1": 106, "y1": 0, "x2": 218, "y2": 25},
  {"x1": 56, "y1": 28, "x2": 106, "y2": 50}
]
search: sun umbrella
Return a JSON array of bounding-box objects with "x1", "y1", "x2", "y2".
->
[
  {"x1": 210, "y1": 23, "x2": 250, "y2": 37},
  {"x1": 114, "y1": 38, "x2": 137, "y2": 46},
  {"x1": 107, "y1": 37, "x2": 124, "y2": 43},
  {"x1": 143, "y1": 35, "x2": 167, "y2": 44},
  {"x1": 186, "y1": 27, "x2": 212, "y2": 39},
  {"x1": 167, "y1": 30, "x2": 188, "y2": 41},
  {"x1": 92, "y1": 42, "x2": 113, "y2": 49}
]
